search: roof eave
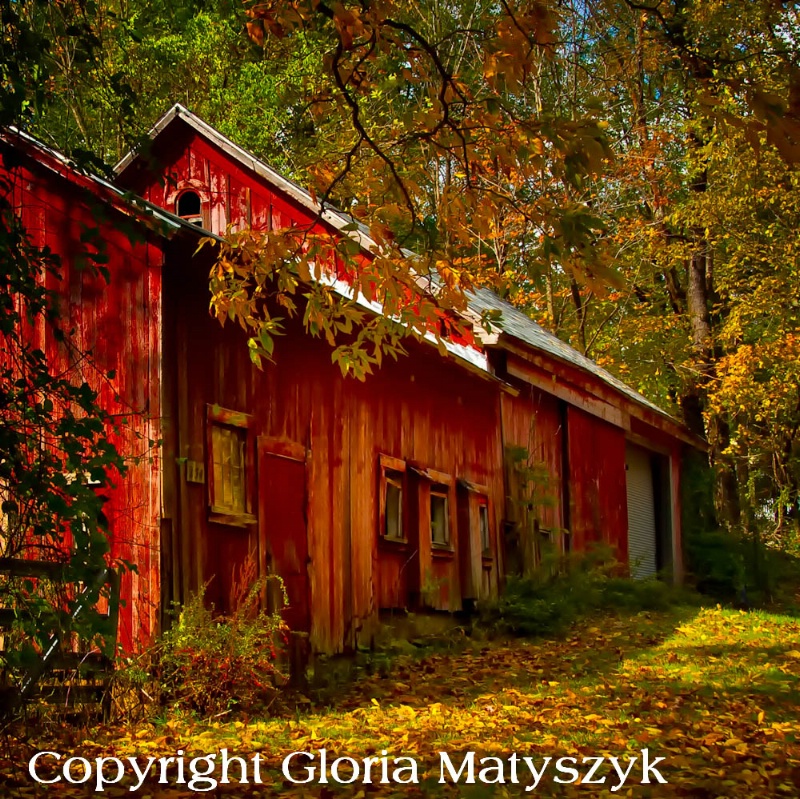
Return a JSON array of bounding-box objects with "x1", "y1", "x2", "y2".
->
[
  {"x1": 1, "y1": 128, "x2": 194, "y2": 239},
  {"x1": 491, "y1": 333, "x2": 705, "y2": 450}
]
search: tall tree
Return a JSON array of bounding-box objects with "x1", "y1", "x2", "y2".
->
[
  {"x1": 13, "y1": 0, "x2": 800, "y2": 543},
  {"x1": 510, "y1": 0, "x2": 800, "y2": 536}
]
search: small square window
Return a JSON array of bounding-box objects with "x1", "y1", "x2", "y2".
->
[
  {"x1": 430, "y1": 487, "x2": 450, "y2": 547},
  {"x1": 538, "y1": 523, "x2": 553, "y2": 550}
]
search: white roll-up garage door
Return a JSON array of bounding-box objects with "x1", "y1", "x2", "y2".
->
[{"x1": 625, "y1": 444, "x2": 657, "y2": 579}]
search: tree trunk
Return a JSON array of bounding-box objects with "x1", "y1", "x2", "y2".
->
[
  {"x1": 684, "y1": 219, "x2": 740, "y2": 526},
  {"x1": 544, "y1": 266, "x2": 556, "y2": 331},
  {"x1": 569, "y1": 279, "x2": 588, "y2": 355}
]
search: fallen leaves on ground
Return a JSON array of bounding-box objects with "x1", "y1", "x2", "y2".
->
[{"x1": 3, "y1": 606, "x2": 800, "y2": 796}]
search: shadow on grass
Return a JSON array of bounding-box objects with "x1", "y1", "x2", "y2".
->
[{"x1": 317, "y1": 606, "x2": 704, "y2": 713}]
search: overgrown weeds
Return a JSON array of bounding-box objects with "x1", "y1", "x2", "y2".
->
[
  {"x1": 479, "y1": 547, "x2": 695, "y2": 638},
  {"x1": 158, "y1": 577, "x2": 287, "y2": 716},
  {"x1": 111, "y1": 572, "x2": 288, "y2": 721}
]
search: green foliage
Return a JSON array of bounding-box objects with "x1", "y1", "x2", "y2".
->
[
  {"x1": 504, "y1": 443, "x2": 563, "y2": 578},
  {"x1": 682, "y1": 449, "x2": 800, "y2": 607},
  {"x1": 685, "y1": 529, "x2": 748, "y2": 600},
  {"x1": 0, "y1": 185, "x2": 127, "y2": 676},
  {"x1": 685, "y1": 526, "x2": 800, "y2": 609},
  {"x1": 480, "y1": 547, "x2": 690, "y2": 638},
  {"x1": 6, "y1": 0, "x2": 800, "y2": 625},
  {"x1": 156, "y1": 579, "x2": 288, "y2": 717},
  {"x1": 12, "y1": 0, "x2": 322, "y2": 171},
  {"x1": 681, "y1": 449, "x2": 720, "y2": 540}
]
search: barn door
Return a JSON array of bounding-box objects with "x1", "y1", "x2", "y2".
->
[
  {"x1": 258, "y1": 437, "x2": 310, "y2": 632},
  {"x1": 625, "y1": 444, "x2": 658, "y2": 579}
]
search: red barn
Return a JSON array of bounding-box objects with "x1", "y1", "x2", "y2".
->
[
  {"x1": 0, "y1": 128, "x2": 184, "y2": 651},
  {"x1": 1, "y1": 106, "x2": 700, "y2": 655}
]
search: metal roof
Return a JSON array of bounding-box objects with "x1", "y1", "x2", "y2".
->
[
  {"x1": 467, "y1": 287, "x2": 671, "y2": 418},
  {"x1": 115, "y1": 104, "x2": 679, "y2": 424},
  {"x1": 2, "y1": 127, "x2": 211, "y2": 240}
]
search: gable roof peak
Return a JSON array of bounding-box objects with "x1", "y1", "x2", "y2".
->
[{"x1": 115, "y1": 102, "x2": 376, "y2": 251}]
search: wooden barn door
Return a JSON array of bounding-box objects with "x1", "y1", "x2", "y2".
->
[{"x1": 258, "y1": 437, "x2": 310, "y2": 632}]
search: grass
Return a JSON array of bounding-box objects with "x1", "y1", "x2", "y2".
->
[{"x1": 5, "y1": 604, "x2": 800, "y2": 796}]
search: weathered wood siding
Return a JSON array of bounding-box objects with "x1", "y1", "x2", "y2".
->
[
  {"x1": 567, "y1": 407, "x2": 628, "y2": 557},
  {"x1": 500, "y1": 387, "x2": 564, "y2": 533},
  {"x1": 1, "y1": 144, "x2": 163, "y2": 652},
  {"x1": 124, "y1": 119, "x2": 505, "y2": 652},
  {"x1": 123, "y1": 120, "x2": 311, "y2": 236},
  {"x1": 2, "y1": 118, "x2": 694, "y2": 662},
  {"x1": 164, "y1": 256, "x2": 504, "y2": 653},
  {"x1": 122, "y1": 113, "x2": 690, "y2": 643}
]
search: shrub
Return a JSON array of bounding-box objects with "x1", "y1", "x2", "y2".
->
[
  {"x1": 156, "y1": 576, "x2": 288, "y2": 717},
  {"x1": 684, "y1": 529, "x2": 747, "y2": 599},
  {"x1": 479, "y1": 547, "x2": 689, "y2": 638},
  {"x1": 685, "y1": 527, "x2": 800, "y2": 608}
]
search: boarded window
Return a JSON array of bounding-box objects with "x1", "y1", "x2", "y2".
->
[
  {"x1": 430, "y1": 487, "x2": 450, "y2": 546},
  {"x1": 207, "y1": 405, "x2": 255, "y2": 526}
]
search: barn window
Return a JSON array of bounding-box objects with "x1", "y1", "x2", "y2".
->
[
  {"x1": 176, "y1": 190, "x2": 204, "y2": 226},
  {"x1": 430, "y1": 484, "x2": 451, "y2": 547},
  {"x1": 412, "y1": 467, "x2": 454, "y2": 550},
  {"x1": 211, "y1": 425, "x2": 246, "y2": 511},
  {"x1": 479, "y1": 499, "x2": 491, "y2": 553},
  {"x1": 207, "y1": 405, "x2": 256, "y2": 526},
  {"x1": 379, "y1": 455, "x2": 406, "y2": 542},
  {"x1": 457, "y1": 479, "x2": 492, "y2": 562},
  {"x1": 385, "y1": 477, "x2": 403, "y2": 539}
]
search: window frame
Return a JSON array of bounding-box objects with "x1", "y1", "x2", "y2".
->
[
  {"x1": 425, "y1": 468, "x2": 455, "y2": 552},
  {"x1": 458, "y1": 477, "x2": 494, "y2": 564},
  {"x1": 378, "y1": 454, "x2": 407, "y2": 544},
  {"x1": 206, "y1": 404, "x2": 256, "y2": 527},
  {"x1": 430, "y1": 486, "x2": 451, "y2": 548},
  {"x1": 478, "y1": 497, "x2": 491, "y2": 556},
  {"x1": 175, "y1": 189, "x2": 206, "y2": 227}
]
